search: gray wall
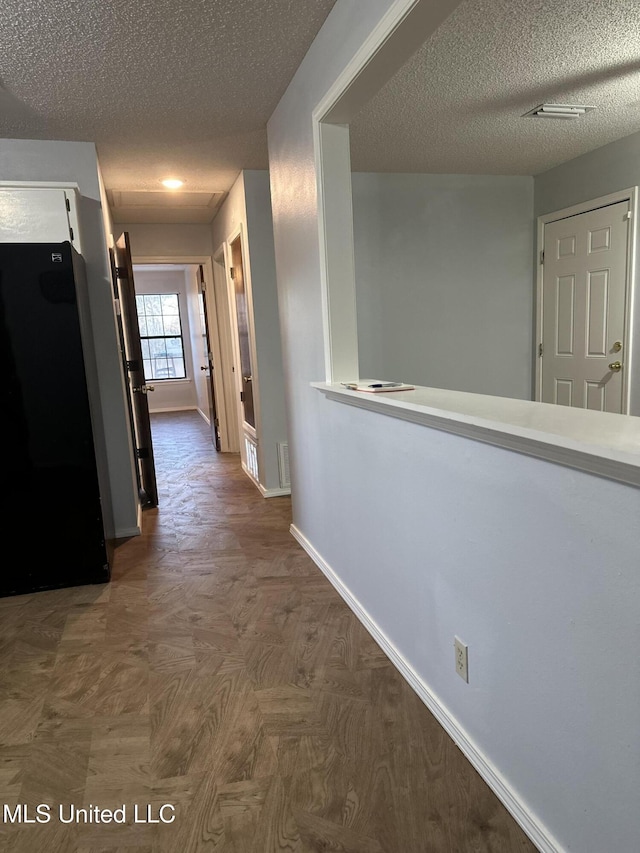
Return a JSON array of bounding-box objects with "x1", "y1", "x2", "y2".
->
[
  {"x1": 267, "y1": 2, "x2": 640, "y2": 851},
  {"x1": 535, "y1": 129, "x2": 640, "y2": 217},
  {"x1": 535, "y1": 129, "x2": 640, "y2": 415},
  {"x1": 353, "y1": 172, "x2": 534, "y2": 398}
]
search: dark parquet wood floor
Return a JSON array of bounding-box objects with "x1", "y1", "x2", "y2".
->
[{"x1": 0, "y1": 412, "x2": 537, "y2": 852}]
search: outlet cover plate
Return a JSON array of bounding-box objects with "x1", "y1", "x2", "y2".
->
[{"x1": 454, "y1": 636, "x2": 469, "y2": 683}]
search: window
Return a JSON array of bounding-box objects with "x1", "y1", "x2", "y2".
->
[{"x1": 136, "y1": 293, "x2": 186, "y2": 380}]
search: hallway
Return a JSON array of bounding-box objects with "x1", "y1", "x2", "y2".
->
[{"x1": 0, "y1": 412, "x2": 535, "y2": 852}]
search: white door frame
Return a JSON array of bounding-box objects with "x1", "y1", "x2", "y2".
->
[
  {"x1": 220, "y1": 224, "x2": 264, "y2": 486},
  {"x1": 535, "y1": 187, "x2": 638, "y2": 413},
  {"x1": 131, "y1": 254, "x2": 236, "y2": 452}
]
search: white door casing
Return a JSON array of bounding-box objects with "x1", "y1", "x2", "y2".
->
[
  {"x1": 130, "y1": 255, "x2": 236, "y2": 452},
  {"x1": 223, "y1": 227, "x2": 263, "y2": 486},
  {"x1": 539, "y1": 197, "x2": 632, "y2": 413}
]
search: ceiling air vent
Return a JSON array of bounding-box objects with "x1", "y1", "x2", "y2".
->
[{"x1": 524, "y1": 103, "x2": 595, "y2": 120}]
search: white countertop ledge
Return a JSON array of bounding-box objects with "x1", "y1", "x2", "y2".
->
[{"x1": 312, "y1": 382, "x2": 640, "y2": 488}]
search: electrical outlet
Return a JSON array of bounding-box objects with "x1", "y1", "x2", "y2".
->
[{"x1": 454, "y1": 636, "x2": 469, "y2": 683}]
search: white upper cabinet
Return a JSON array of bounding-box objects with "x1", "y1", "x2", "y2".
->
[{"x1": 0, "y1": 185, "x2": 81, "y2": 253}]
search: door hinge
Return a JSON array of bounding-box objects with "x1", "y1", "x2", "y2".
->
[
  {"x1": 214, "y1": 418, "x2": 220, "y2": 428},
  {"x1": 136, "y1": 447, "x2": 150, "y2": 459},
  {"x1": 538, "y1": 343, "x2": 543, "y2": 357},
  {"x1": 201, "y1": 281, "x2": 206, "y2": 292},
  {"x1": 65, "y1": 198, "x2": 71, "y2": 212},
  {"x1": 69, "y1": 227, "x2": 74, "y2": 241},
  {"x1": 126, "y1": 359, "x2": 141, "y2": 372},
  {"x1": 229, "y1": 267, "x2": 235, "y2": 280},
  {"x1": 240, "y1": 391, "x2": 244, "y2": 402},
  {"x1": 625, "y1": 211, "x2": 632, "y2": 221},
  {"x1": 114, "y1": 298, "x2": 121, "y2": 315},
  {"x1": 115, "y1": 266, "x2": 127, "y2": 279},
  {"x1": 540, "y1": 250, "x2": 544, "y2": 265}
]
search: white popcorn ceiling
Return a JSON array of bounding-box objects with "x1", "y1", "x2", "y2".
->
[
  {"x1": 1, "y1": 0, "x2": 638, "y2": 218},
  {"x1": 0, "y1": 0, "x2": 338, "y2": 195},
  {"x1": 350, "y1": 0, "x2": 640, "y2": 175}
]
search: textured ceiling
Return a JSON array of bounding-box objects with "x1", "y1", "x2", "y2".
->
[
  {"x1": 0, "y1": 0, "x2": 338, "y2": 218},
  {"x1": 107, "y1": 190, "x2": 226, "y2": 224},
  {"x1": 1, "y1": 0, "x2": 639, "y2": 223},
  {"x1": 350, "y1": 0, "x2": 640, "y2": 175}
]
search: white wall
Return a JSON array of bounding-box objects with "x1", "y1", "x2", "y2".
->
[
  {"x1": 243, "y1": 171, "x2": 289, "y2": 492},
  {"x1": 133, "y1": 268, "x2": 198, "y2": 413},
  {"x1": 211, "y1": 174, "x2": 246, "y2": 251},
  {"x1": 0, "y1": 139, "x2": 139, "y2": 537},
  {"x1": 211, "y1": 171, "x2": 288, "y2": 494},
  {"x1": 353, "y1": 172, "x2": 534, "y2": 398},
  {"x1": 119, "y1": 222, "x2": 213, "y2": 257},
  {"x1": 535, "y1": 131, "x2": 640, "y2": 416},
  {"x1": 267, "y1": 3, "x2": 640, "y2": 852}
]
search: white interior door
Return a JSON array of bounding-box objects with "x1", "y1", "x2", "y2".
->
[{"x1": 541, "y1": 200, "x2": 630, "y2": 413}]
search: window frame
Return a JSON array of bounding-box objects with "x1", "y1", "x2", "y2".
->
[{"x1": 135, "y1": 292, "x2": 188, "y2": 382}]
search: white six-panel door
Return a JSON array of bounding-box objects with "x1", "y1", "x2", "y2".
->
[{"x1": 541, "y1": 199, "x2": 630, "y2": 413}]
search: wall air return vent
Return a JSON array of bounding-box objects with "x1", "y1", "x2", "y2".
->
[
  {"x1": 524, "y1": 103, "x2": 596, "y2": 120},
  {"x1": 277, "y1": 442, "x2": 290, "y2": 489},
  {"x1": 244, "y1": 435, "x2": 259, "y2": 482}
]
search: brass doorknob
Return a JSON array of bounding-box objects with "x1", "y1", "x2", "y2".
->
[{"x1": 608, "y1": 361, "x2": 622, "y2": 372}]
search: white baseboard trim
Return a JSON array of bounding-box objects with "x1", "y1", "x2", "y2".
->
[
  {"x1": 290, "y1": 523, "x2": 562, "y2": 853},
  {"x1": 149, "y1": 406, "x2": 198, "y2": 414},
  {"x1": 115, "y1": 524, "x2": 141, "y2": 538},
  {"x1": 241, "y1": 464, "x2": 291, "y2": 498},
  {"x1": 241, "y1": 461, "x2": 261, "y2": 489},
  {"x1": 258, "y1": 484, "x2": 292, "y2": 498},
  {"x1": 114, "y1": 502, "x2": 143, "y2": 539},
  {"x1": 196, "y1": 407, "x2": 211, "y2": 426}
]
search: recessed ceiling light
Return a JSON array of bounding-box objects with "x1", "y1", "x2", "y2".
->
[
  {"x1": 524, "y1": 103, "x2": 596, "y2": 120},
  {"x1": 161, "y1": 178, "x2": 184, "y2": 189}
]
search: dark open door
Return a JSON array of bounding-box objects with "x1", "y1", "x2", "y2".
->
[
  {"x1": 197, "y1": 265, "x2": 221, "y2": 450},
  {"x1": 112, "y1": 233, "x2": 158, "y2": 508}
]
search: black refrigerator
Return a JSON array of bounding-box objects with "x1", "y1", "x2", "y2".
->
[{"x1": 0, "y1": 242, "x2": 111, "y2": 595}]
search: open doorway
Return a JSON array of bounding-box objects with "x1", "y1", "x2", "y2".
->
[
  {"x1": 109, "y1": 253, "x2": 240, "y2": 511},
  {"x1": 130, "y1": 257, "x2": 238, "y2": 457},
  {"x1": 132, "y1": 263, "x2": 218, "y2": 442}
]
